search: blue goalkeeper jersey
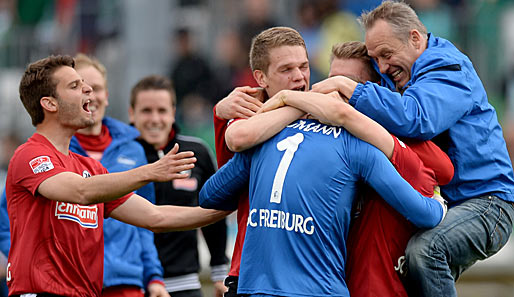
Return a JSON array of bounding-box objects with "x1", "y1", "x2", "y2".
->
[{"x1": 200, "y1": 119, "x2": 443, "y2": 297}]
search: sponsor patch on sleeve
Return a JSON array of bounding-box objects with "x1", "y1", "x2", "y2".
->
[
  {"x1": 29, "y1": 156, "x2": 54, "y2": 174},
  {"x1": 395, "y1": 137, "x2": 407, "y2": 149}
]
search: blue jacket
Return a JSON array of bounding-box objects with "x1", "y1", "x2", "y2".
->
[
  {"x1": 0, "y1": 117, "x2": 163, "y2": 289},
  {"x1": 349, "y1": 34, "x2": 514, "y2": 203}
]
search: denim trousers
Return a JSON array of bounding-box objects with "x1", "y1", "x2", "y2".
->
[{"x1": 404, "y1": 195, "x2": 514, "y2": 297}]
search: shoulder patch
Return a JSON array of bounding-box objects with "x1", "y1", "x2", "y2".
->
[{"x1": 29, "y1": 156, "x2": 54, "y2": 174}]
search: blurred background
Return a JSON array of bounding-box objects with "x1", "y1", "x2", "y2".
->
[{"x1": 0, "y1": 0, "x2": 514, "y2": 296}]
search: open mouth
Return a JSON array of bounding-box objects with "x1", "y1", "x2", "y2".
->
[
  {"x1": 83, "y1": 99, "x2": 91, "y2": 113},
  {"x1": 291, "y1": 85, "x2": 306, "y2": 92},
  {"x1": 390, "y1": 69, "x2": 402, "y2": 81}
]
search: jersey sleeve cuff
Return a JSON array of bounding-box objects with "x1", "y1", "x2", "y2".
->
[{"x1": 211, "y1": 264, "x2": 228, "y2": 282}]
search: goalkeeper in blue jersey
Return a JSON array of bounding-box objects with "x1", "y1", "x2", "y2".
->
[{"x1": 200, "y1": 116, "x2": 446, "y2": 297}]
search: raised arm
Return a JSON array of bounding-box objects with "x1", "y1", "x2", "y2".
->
[
  {"x1": 260, "y1": 89, "x2": 394, "y2": 158},
  {"x1": 38, "y1": 144, "x2": 196, "y2": 205}
]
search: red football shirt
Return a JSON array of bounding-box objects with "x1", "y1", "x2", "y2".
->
[
  {"x1": 213, "y1": 107, "x2": 249, "y2": 277},
  {"x1": 5, "y1": 133, "x2": 130, "y2": 296},
  {"x1": 345, "y1": 136, "x2": 454, "y2": 297}
]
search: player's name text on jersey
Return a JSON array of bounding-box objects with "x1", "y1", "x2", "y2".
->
[
  {"x1": 247, "y1": 208, "x2": 314, "y2": 235},
  {"x1": 55, "y1": 202, "x2": 98, "y2": 228},
  {"x1": 287, "y1": 120, "x2": 342, "y2": 139}
]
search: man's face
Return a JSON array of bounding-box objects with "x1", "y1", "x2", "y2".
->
[
  {"x1": 53, "y1": 66, "x2": 94, "y2": 129},
  {"x1": 329, "y1": 58, "x2": 373, "y2": 83},
  {"x1": 129, "y1": 89, "x2": 176, "y2": 150},
  {"x1": 256, "y1": 45, "x2": 310, "y2": 97},
  {"x1": 365, "y1": 19, "x2": 423, "y2": 89},
  {"x1": 76, "y1": 65, "x2": 108, "y2": 127}
]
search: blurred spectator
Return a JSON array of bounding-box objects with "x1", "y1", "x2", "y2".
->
[
  {"x1": 214, "y1": 29, "x2": 258, "y2": 97},
  {"x1": 315, "y1": 1, "x2": 361, "y2": 76},
  {"x1": 178, "y1": 93, "x2": 216, "y2": 152},
  {"x1": 408, "y1": 0, "x2": 458, "y2": 43},
  {"x1": 169, "y1": 28, "x2": 217, "y2": 107},
  {"x1": 297, "y1": 0, "x2": 323, "y2": 84},
  {"x1": 239, "y1": 0, "x2": 277, "y2": 54},
  {"x1": 339, "y1": 0, "x2": 383, "y2": 16},
  {"x1": 0, "y1": 134, "x2": 22, "y2": 193}
]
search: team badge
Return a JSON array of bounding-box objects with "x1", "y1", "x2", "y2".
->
[
  {"x1": 82, "y1": 170, "x2": 91, "y2": 178},
  {"x1": 29, "y1": 156, "x2": 54, "y2": 174}
]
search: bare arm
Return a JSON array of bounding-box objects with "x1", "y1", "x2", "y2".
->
[
  {"x1": 38, "y1": 144, "x2": 196, "y2": 205},
  {"x1": 260, "y1": 90, "x2": 394, "y2": 158},
  {"x1": 311, "y1": 75, "x2": 358, "y2": 100},
  {"x1": 109, "y1": 194, "x2": 232, "y2": 233},
  {"x1": 225, "y1": 106, "x2": 305, "y2": 152},
  {"x1": 215, "y1": 86, "x2": 265, "y2": 120}
]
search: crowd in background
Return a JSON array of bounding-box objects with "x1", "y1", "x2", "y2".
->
[{"x1": 1, "y1": 0, "x2": 514, "y2": 166}]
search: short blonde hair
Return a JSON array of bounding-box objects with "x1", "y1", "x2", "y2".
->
[
  {"x1": 74, "y1": 53, "x2": 108, "y2": 86},
  {"x1": 249, "y1": 26, "x2": 307, "y2": 73},
  {"x1": 330, "y1": 41, "x2": 381, "y2": 83}
]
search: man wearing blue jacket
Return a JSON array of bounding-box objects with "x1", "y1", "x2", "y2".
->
[
  {"x1": 0, "y1": 54, "x2": 168, "y2": 297},
  {"x1": 312, "y1": 1, "x2": 514, "y2": 296},
  {"x1": 73, "y1": 54, "x2": 168, "y2": 297}
]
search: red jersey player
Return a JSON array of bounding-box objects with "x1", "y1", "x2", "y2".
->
[
  {"x1": 215, "y1": 38, "x2": 452, "y2": 297},
  {"x1": 6, "y1": 55, "x2": 229, "y2": 296}
]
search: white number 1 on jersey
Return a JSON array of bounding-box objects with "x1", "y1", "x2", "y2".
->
[{"x1": 270, "y1": 133, "x2": 304, "y2": 204}]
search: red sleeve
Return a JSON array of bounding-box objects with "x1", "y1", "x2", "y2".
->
[
  {"x1": 11, "y1": 146, "x2": 70, "y2": 196},
  {"x1": 213, "y1": 105, "x2": 237, "y2": 167},
  {"x1": 390, "y1": 136, "x2": 437, "y2": 196},
  {"x1": 104, "y1": 193, "x2": 131, "y2": 217},
  {"x1": 403, "y1": 139, "x2": 454, "y2": 185}
]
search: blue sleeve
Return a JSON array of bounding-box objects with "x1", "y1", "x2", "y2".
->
[
  {"x1": 350, "y1": 69, "x2": 473, "y2": 140},
  {"x1": 138, "y1": 225, "x2": 163, "y2": 287},
  {"x1": 135, "y1": 181, "x2": 163, "y2": 287},
  {"x1": 349, "y1": 138, "x2": 444, "y2": 228},
  {"x1": 199, "y1": 152, "x2": 251, "y2": 210},
  {"x1": 0, "y1": 190, "x2": 10, "y2": 257}
]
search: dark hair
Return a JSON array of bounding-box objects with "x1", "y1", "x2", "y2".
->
[
  {"x1": 130, "y1": 75, "x2": 176, "y2": 108},
  {"x1": 19, "y1": 55, "x2": 75, "y2": 126}
]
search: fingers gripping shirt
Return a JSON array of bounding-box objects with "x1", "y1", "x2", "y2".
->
[{"x1": 200, "y1": 119, "x2": 443, "y2": 296}]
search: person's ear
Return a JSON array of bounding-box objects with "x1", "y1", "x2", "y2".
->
[
  {"x1": 128, "y1": 106, "x2": 135, "y2": 124},
  {"x1": 40, "y1": 96, "x2": 58, "y2": 112},
  {"x1": 253, "y1": 70, "x2": 268, "y2": 89},
  {"x1": 410, "y1": 29, "x2": 424, "y2": 50}
]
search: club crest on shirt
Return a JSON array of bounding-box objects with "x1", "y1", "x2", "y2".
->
[
  {"x1": 29, "y1": 156, "x2": 54, "y2": 174},
  {"x1": 55, "y1": 202, "x2": 98, "y2": 228}
]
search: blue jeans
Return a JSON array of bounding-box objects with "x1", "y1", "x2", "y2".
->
[{"x1": 405, "y1": 195, "x2": 514, "y2": 297}]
